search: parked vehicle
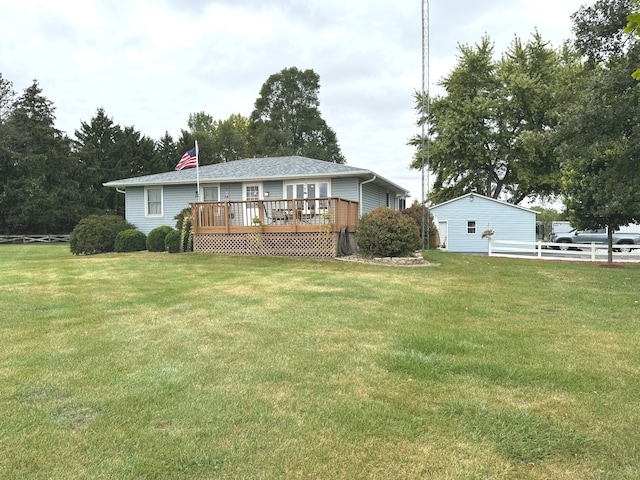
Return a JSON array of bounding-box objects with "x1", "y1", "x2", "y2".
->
[{"x1": 549, "y1": 228, "x2": 640, "y2": 252}]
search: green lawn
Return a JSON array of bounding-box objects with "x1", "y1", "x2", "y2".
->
[{"x1": 1, "y1": 245, "x2": 639, "y2": 479}]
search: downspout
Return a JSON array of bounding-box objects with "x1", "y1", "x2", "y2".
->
[
  {"x1": 359, "y1": 175, "x2": 376, "y2": 217},
  {"x1": 116, "y1": 188, "x2": 125, "y2": 194}
]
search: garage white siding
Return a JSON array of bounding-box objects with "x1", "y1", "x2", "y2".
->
[{"x1": 430, "y1": 193, "x2": 537, "y2": 253}]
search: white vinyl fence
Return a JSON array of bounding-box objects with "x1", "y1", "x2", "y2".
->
[{"x1": 487, "y1": 239, "x2": 640, "y2": 262}]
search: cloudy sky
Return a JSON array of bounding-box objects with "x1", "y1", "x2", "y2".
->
[{"x1": 1, "y1": 0, "x2": 588, "y2": 202}]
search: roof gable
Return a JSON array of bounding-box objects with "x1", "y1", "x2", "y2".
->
[{"x1": 430, "y1": 193, "x2": 538, "y2": 215}]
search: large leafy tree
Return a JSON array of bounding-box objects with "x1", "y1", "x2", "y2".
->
[
  {"x1": 412, "y1": 35, "x2": 579, "y2": 205},
  {"x1": 0, "y1": 80, "x2": 80, "y2": 233},
  {"x1": 249, "y1": 67, "x2": 346, "y2": 163},
  {"x1": 573, "y1": 0, "x2": 634, "y2": 65},
  {"x1": 182, "y1": 111, "x2": 249, "y2": 164},
  {"x1": 212, "y1": 113, "x2": 249, "y2": 163},
  {"x1": 560, "y1": 0, "x2": 640, "y2": 262}
]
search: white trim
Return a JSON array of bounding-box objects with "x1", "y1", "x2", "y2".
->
[
  {"x1": 144, "y1": 186, "x2": 163, "y2": 218},
  {"x1": 202, "y1": 184, "x2": 220, "y2": 202},
  {"x1": 282, "y1": 178, "x2": 331, "y2": 197}
]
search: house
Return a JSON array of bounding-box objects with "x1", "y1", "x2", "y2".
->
[
  {"x1": 104, "y1": 156, "x2": 410, "y2": 257},
  {"x1": 430, "y1": 193, "x2": 538, "y2": 253}
]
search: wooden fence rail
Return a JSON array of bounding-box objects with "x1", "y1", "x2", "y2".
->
[{"x1": 0, "y1": 235, "x2": 70, "y2": 244}]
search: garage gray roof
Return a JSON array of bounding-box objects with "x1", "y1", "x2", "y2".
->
[{"x1": 104, "y1": 155, "x2": 409, "y2": 194}]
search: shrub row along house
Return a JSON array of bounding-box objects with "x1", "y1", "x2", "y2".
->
[{"x1": 104, "y1": 156, "x2": 410, "y2": 257}]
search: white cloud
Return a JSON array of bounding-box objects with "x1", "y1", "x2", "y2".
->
[{"x1": 0, "y1": 0, "x2": 587, "y2": 201}]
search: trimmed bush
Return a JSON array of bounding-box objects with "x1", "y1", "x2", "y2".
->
[
  {"x1": 147, "y1": 225, "x2": 174, "y2": 252},
  {"x1": 165, "y1": 229, "x2": 181, "y2": 253},
  {"x1": 70, "y1": 215, "x2": 134, "y2": 255},
  {"x1": 115, "y1": 229, "x2": 147, "y2": 252},
  {"x1": 356, "y1": 207, "x2": 420, "y2": 258}
]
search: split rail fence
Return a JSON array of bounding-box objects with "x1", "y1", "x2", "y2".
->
[{"x1": 0, "y1": 235, "x2": 70, "y2": 244}]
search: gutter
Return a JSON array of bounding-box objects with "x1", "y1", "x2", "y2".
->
[{"x1": 359, "y1": 175, "x2": 377, "y2": 217}]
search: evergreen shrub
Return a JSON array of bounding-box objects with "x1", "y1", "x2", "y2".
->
[
  {"x1": 165, "y1": 229, "x2": 181, "y2": 253},
  {"x1": 147, "y1": 225, "x2": 174, "y2": 252},
  {"x1": 115, "y1": 229, "x2": 147, "y2": 252},
  {"x1": 356, "y1": 207, "x2": 420, "y2": 257},
  {"x1": 70, "y1": 215, "x2": 134, "y2": 255},
  {"x1": 175, "y1": 208, "x2": 193, "y2": 252}
]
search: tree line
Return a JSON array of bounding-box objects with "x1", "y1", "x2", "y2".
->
[
  {"x1": 413, "y1": 0, "x2": 640, "y2": 233},
  {"x1": 0, "y1": 67, "x2": 344, "y2": 234}
]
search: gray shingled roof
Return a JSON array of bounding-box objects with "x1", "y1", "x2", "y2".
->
[{"x1": 104, "y1": 155, "x2": 409, "y2": 194}]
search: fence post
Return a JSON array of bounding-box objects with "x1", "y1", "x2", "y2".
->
[
  {"x1": 488, "y1": 238, "x2": 492, "y2": 256},
  {"x1": 537, "y1": 241, "x2": 542, "y2": 258},
  {"x1": 591, "y1": 242, "x2": 596, "y2": 262}
]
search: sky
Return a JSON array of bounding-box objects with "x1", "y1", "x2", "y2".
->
[{"x1": 0, "y1": 0, "x2": 589, "y2": 203}]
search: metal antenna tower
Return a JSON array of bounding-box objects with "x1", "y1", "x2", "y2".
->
[{"x1": 420, "y1": 0, "x2": 430, "y2": 250}]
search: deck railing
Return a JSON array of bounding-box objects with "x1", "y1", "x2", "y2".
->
[{"x1": 191, "y1": 197, "x2": 359, "y2": 234}]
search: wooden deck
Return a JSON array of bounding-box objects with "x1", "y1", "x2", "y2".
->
[{"x1": 190, "y1": 198, "x2": 359, "y2": 235}]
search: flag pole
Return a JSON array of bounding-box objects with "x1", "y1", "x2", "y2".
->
[{"x1": 195, "y1": 140, "x2": 200, "y2": 199}]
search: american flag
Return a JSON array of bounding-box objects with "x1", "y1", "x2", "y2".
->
[{"x1": 175, "y1": 148, "x2": 197, "y2": 171}]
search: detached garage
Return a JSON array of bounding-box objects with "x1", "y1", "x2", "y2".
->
[{"x1": 430, "y1": 193, "x2": 538, "y2": 253}]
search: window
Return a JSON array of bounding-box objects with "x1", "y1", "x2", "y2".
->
[
  {"x1": 203, "y1": 186, "x2": 219, "y2": 201},
  {"x1": 467, "y1": 220, "x2": 476, "y2": 234},
  {"x1": 284, "y1": 180, "x2": 330, "y2": 212},
  {"x1": 145, "y1": 187, "x2": 162, "y2": 217}
]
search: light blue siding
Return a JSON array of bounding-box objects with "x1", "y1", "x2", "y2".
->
[
  {"x1": 263, "y1": 180, "x2": 283, "y2": 199},
  {"x1": 431, "y1": 194, "x2": 537, "y2": 253},
  {"x1": 361, "y1": 182, "x2": 401, "y2": 214},
  {"x1": 125, "y1": 185, "x2": 195, "y2": 234},
  {"x1": 124, "y1": 176, "x2": 406, "y2": 234},
  {"x1": 331, "y1": 177, "x2": 358, "y2": 202}
]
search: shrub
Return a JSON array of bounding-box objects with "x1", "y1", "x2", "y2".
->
[
  {"x1": 165, "y1": 229, "x2": 181, "y2": 253},
  {"x1": 402, "y1": 201, "x2": 438, "y2": 247},
  {"x1": 115, "y1": 229, "x2": 147, "y2": 252},
  {"x1": 356, "y1": 207, "x2": 420, "y2": 257},
  {"x1": 70, "y1": 215, "x2": 134, "y2": 255},
  {"x1": 175, "y1": 208, "x2": 193, "y2": 252},
  {"x1": 146, "y1": 225, "x2": 174, "y2": 252}
]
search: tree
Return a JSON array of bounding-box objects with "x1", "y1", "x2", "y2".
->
[
  {"x1": 0, "y1": 80, "x2": 80, "y2": 233},
  {"x1": 153, "y1": 132, "x2": 179, "y2": 172},
  {"x1": 212, "y1": 113, "x2": 249, "y2": 163},
  {"x1": 559, "y1": 0, "x2": 640, "y2": 263},
  {"x1": 572, "y1": 0, "x2": 633, "y2": 65},
  {"x1": 185, "y1": 112, "x2": 250, "y2": 164},
  {"x1": 0, "y1": 73, "x2": 15, "y2": 124},
  {"x1": 558, "y1": 49, "x2": 640, "y2": 263},
  {"x1": 73, "y1": 108, "x2": 121, "y2": 213},
  {"x1": 249, "y1": 67, "x2": 346, "y2": 163},
  {"x1": 412, "y1": 35, "x2": 578, "y2": 205},
  {"x1": 624, "y1": 0, "x2": 640, "y2": 77}
]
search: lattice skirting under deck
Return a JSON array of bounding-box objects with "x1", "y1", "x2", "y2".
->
[{"x1": 193, "y1": 232, "x2": 340, "y2": 257}]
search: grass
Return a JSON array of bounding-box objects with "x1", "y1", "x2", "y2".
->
[{"x1": 1, "y1": 245, "x2": 639, "y2": 479}]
